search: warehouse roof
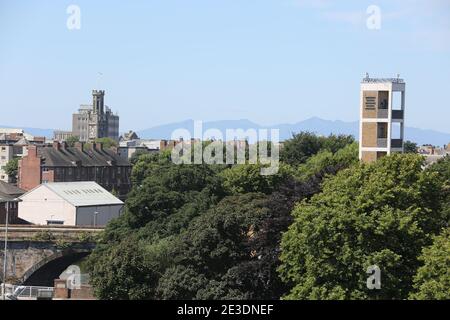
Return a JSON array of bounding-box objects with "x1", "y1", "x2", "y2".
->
[{"x1": 21, "y1": 181, "x2": 124, "y2": 207}]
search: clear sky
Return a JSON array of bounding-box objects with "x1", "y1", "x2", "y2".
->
[{"x1": 0, "y1": 0, "x2": 449, "y2": 133}]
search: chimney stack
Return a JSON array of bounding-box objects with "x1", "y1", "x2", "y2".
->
[
  {"x1": 53, "y1": 141, "x2": 60, "y2": 150},
  {"x1": 93, "y1": 142, "x2": 103, "y2": 152},
  {"x1": 75, "y1": 141, "x2": 84, "y2": 152},
  {"x1": 28, "y1": 145, "x2": 38, "y2": 157}
]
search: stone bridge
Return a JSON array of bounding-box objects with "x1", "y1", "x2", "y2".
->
[{"x1": 0, "y1": 225, "x2": 103, "y2": 287}]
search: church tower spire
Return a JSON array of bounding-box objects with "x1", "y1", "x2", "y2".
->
[{"x1": 92, "y1": 90, "x2": 105, "y2": 114}]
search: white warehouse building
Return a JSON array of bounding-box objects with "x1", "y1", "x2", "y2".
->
[{"x1": 18, "y1": 181, "x2": 124, "y2": 226}]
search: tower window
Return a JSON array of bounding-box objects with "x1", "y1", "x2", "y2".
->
[{"x1": 365, "y1": 96, "x2": 376, "y2": 109}]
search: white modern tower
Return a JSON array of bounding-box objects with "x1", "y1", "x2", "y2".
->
[{"x1": 359, "y1": 75, "x2": 406, "y2": 163}]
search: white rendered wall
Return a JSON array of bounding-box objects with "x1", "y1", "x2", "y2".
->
[{"x1": 18, "y1": 185, "x2": 77, "y2": 225}]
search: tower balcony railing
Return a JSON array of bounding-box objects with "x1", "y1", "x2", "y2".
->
[
  {"x1": 392, "y1": 110, "x2": 404, "y2": 119},
  {"x1": 377, "y1": 138, "x2": 388, "y2": 148},
  {"x1": 391, "y1": 139, "x2": 403, "y2": 148}
]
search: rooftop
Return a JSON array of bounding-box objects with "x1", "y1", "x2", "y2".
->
[
  {"x1": 361, "y1": 75, "x2": 405, "y2": 84},
  {"x1": 0, "y1": 181, "x2": 25, "y2": 196},
  {"x1": 36, "y1": 144, "x2": 130, "y2": 167},
  {"x1": 0, "y1": 192, "x2": 14, "y2": 202},
  {"x1": 23, "y1": 181, "x2": 124, "y2": 207}
]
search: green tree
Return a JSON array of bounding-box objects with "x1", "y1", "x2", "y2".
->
[
  {"x1": 163, "y1": 193, "x2": 270, "y2": 299},
  {"x1": 321, "y1": 134, "x2": 355, "y2": 154},
  {"x1": 279, "y1": 154, "x2": 447, "y2": 300},
  {"x1": 296, "y1": 142, "x2": 358, "y2": 181},
  {"x1": 280, "y1": 132, "x2": 324, "y2": 166},
  {"x1": 404, "y1": 140, "x2": 418, "y2": 154},
  {"x1": 87, "y1": 135, "x2": 359, "y2": 300},
  {"x1": 281, "y1": 132, "x2": 354, "y2": 166},
  {"x1": 95, "y1": 137, "x2": 118, "y2": 149},
  {"x1": 65, "y1": 135, "x2": 80, "y2": 147},
  {"x1": 157, "y1": 265, "x2": 208, "y2": 300},
  {"x1": 426, "y1": 156, "x2": 450, "y2": 223},
  {"x1": 409, "y1": 228, "x2": 450, "y2": 300},
  {"x1": 220, "y1": 163, "x2": 294, "y2": 195},
  {"x1": 88, "y1": 236, "x2": 173, "y2": 299},
  {"x1": 129, "y1": 149, "x2": 151, "y2": 165},
  {"x1": 4, "y1": 157, "x2": 19, "y2": 182}
]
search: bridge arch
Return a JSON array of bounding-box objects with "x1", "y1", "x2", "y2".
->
[{"x1": 22, "y1": 249, "x2": 92, "y2": 287}]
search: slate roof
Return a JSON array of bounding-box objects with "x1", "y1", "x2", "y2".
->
[
  {"x1": 14, "y1": 137, "x2": 30, "y2": 146},
  {"x1": 37, "y1": 146, "x2": 130, "y2": 167},
  {"x1": 0, "y1": 181, "x2": 25, "y2": 196}
]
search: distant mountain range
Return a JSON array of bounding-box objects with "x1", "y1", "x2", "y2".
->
[
  {"x1": 2, "y1": 117, "x2": 450, "y2": 146},
  {"x1": 136, "y1": 118, "x2": 450, "y2": 146}
]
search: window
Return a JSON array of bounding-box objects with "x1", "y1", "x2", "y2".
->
[
  {"x1": 47, "y1": 220, "x2": 64, "y2": 225},
  {"x1": 365, "y1": 96, "x2": 376, "y2": 110}
]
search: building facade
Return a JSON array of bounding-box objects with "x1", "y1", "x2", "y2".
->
[
  {"x1": 18, "y1": 141, "x2": 131, "y2": 198},
  {"x1": 359, "y1": 75, "x2": 406, "y2": 163},
  {"x1": 0, "y1": 129, "x2": 45, "y2": 182},
  {"x1": 0, "y1": 145, "x2": 14, "y2": 182},
  {"x1": 18, "y1": 181, "x2": 124, "y2": 226},
  {"x1": 0, "y1": 181, "x2": 25, "y2": 224},
  {"x1": 53, "y1": 130, "x2": 74, "y2": 142},
  {"x1": 72, "y1": 90, "x2": 120, "y2": 142}
]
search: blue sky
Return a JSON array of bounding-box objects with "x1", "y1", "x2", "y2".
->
[{"x1": 0, "y1": 0, "x2": 449, "y2": 133}]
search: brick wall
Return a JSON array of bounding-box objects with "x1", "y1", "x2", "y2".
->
[{"x1": 18, "y1": 146, "x2": 41, "y2": 191}]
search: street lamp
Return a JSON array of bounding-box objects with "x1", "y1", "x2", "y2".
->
[
  {"x1": 93, "y1": 211, "x2": 98, "y2": 227},
  {"x1": 2, "y1": 201, "x2": 7, "y2": 300},
  {"x1": 2, "y1": 197, "x2": 21, "y2": 300}
]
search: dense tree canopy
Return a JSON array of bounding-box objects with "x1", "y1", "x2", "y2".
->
[
  {"x1": 409, "y1": 227, "x2": 450, "y2": 300},
  {"x1": 87, "y1": 131, "x2": 447, "y2": 300},
  {"x1": 281, "y1": 132, "x2": 354, "y2": 166},
  {"x1": 87, "y1": 131, "x2": 357, "y2": 300},
  {"x1": 278, "y1": 154, "x2": 448, "y2": 300}
]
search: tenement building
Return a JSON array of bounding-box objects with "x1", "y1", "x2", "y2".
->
[
  {"x1": 0, "y1": 128, "x2": 46, "y2": 182},
  {"x1": 359, "y1": 75, "x2": 406, "y2": 163},
  {"x1": 18, "y1": 141, "x2": 131, "y2": 198},
  {"x1": 72, "y1": 90, "x2": 120, "y2": 142}
]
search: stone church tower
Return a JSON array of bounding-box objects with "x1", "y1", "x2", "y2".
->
[{"x1": 72, "y1": 90, "x2": 120, "y2": 142}]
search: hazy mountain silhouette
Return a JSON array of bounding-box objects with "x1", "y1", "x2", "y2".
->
[
  {"x1": 2, "y1": 118, "x2": 449, "y2": 146},
  {"x1": 136, "y1": 117, "x2": 450, "y2": 146}
]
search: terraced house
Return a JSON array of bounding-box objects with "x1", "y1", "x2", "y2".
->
[{"x1": 18, "y1": 141, "x2": 131, "y2": 198}]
